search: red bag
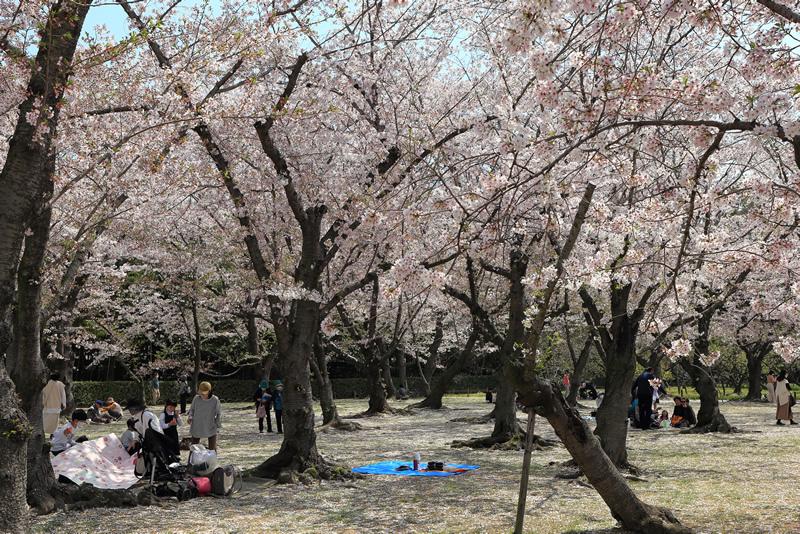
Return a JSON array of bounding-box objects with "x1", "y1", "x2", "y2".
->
[{"x1": 191, "y1": 476, "x2": 211, "y2": 495}]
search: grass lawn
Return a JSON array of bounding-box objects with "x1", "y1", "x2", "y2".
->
[{"x1": 31, "y1": 396, "x2": 800, "y2": 533}]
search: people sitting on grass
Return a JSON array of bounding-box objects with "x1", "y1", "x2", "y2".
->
[
  {"x1": 671, "y1": 396, "x2": 688, "y2": 427},
  {"x1": 87, "y1": 400, "x2": 111, "y2": 424},
  {"x1": 51, "y1": 410, "x2": 89, "y2": 456},
  {"x1": 681, "y1": 397, "x2": 696, "y2": 427},
  {"x1": 102, "y1": 397, "x2": 123, "y2": 421},
  {"x1": 578, "y1": 381, "x2": 598, "y2": 400}
]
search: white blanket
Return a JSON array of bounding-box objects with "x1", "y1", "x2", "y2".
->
[{"x1": 51, "y1": 433, "x2": 139, "y2": 489}]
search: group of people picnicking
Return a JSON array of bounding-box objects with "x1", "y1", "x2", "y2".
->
[{"x1": 43, "y1": 374, "x2": 237, "y2": 461}]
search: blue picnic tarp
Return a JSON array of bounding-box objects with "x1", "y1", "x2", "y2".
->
[{"x1": 351, "y1": 461, "x2": 479, "y2": 477}]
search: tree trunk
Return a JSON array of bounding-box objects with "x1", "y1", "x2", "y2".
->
[
  {"x1": 250, "y1": 302, "x2": 325, "y2": 479},
  {"x1": 514, "y1": 376, "x2": 691, "y2": 534},
  {"x1": 10, "y1": 190, "x2": 58, "y2": 514},
  {"x1": 397, "y1": 349, "x2": 407, "y2": 393},
  {"x1": 0, "y1": 368, "x2": 30, "y2": 534},
  {"x1": 312, "y1": 338, "x2": 339, "y2": 425},
  {"x1": 682, "y1": 310, "x2": 732, "y2": 433},
  {"x1": 563, "y1": 321, "x2": 593, "y2": 407},
  {"x1": 742, "y1": 344, "x2": 769, "y2": 402},
  {"x1": 410, "y1": 327, "x2": 479, "y2": 409},
  {"x1": 491, "y1": 374, "x2": 522, "y2": 438},
  {"x1": 381, "y1": 356, "x2": 396, "y2": 400},
  {"x1": 418, "y1": 317, "x2": 443, "y2": 397},
  {"x1": 364, "y1": 350, "x2": 391, "y2": 414},
  {"x1": 581, "y1": 282, "x2": 653, "y2": 468}
]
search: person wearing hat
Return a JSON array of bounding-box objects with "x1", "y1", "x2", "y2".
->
[
  {"x1": 187, "y1": 381, "x2": 222, "y2": 450},
  {"x1": 253, "y1": 379, "x2": 273, "y2": 433},
  {"x1": 125, "y1": 397, "x2": 163, "y2": 438},
  {"x1": 273, "y1": 380, "x2": 284, "y2": 434},
  {"x1": 87, "y1": 399, "x2": 110, "y2": 424}
]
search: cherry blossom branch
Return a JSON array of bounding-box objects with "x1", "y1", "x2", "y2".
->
[{"x1": 756, "y1": 0, "x2": 800, "y2": 23}]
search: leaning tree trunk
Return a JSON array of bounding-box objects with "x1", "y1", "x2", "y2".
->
[
  {"x1": 381, "y1": 357, "x2": 396, "y2": 400},
  {"x1": 311, "y1": 338, "x2": 339, "y2": 425},
  {"x1": 411, "y1": 328, "x2": 479, "y2": 410},
  {"x1": 514, "y1": 375, "x2": 691, "y2": 534}
]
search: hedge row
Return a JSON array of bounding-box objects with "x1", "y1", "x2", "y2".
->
[{"x1": 72, "y1": 375, "x2": 500, "y2": 406}]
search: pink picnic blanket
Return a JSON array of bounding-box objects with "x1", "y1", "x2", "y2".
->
[{"x1": 51, "y1": 433, "x2": 139, "y2": 489}]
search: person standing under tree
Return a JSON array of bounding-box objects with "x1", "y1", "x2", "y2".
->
[
  {"x1": 563, "y1": 371, "x2": 571, "y2": 397},
  {"x1": 766, "y1": 371, "x2": 776, "y2": 403},
  {"x1": 151, "y1": 372, "x2": 160, "y2": 405},
  {"x1": 178, "y1": 375, "x2": 191, "y2": 413},
  {"x1": 774, "y1": 370, "x2": 796, "y2": 426},
  {"x1": 187, "y1": 381, "x2": 222, "y2": 450},
  {"x1": 253, "y1": 379, "x2": 273, "y2": 433},
  {"x1": 273, "y1": 380, "x2": 284, "y2": 434},
  {"x1": 632, "y1": 367, "x2": 657, "y2": 430},
  {"x1": 42, "y1": 372, "x2": 66, "y2": 436}
]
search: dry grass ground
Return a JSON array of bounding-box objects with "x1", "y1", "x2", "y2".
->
[{"x1": 31, "y1": 396, "x2": 800, "y2": 534}]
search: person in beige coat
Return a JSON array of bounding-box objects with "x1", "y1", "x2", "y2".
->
[
  {"x1": 42, "y1": 373, "x2": 66, "y2": 435},
  {"x1": 774, "y1": 370, "x2": 796, "y2": 426},
  {"x1": 766, "y1": 371, "x2": 776, "y2": 403}
]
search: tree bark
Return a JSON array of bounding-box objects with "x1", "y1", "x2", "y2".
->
[
  {"x1": 0, "y1": 368, "x2": 30, "y2": 533},
  {"x1": 418, "y1": 316, "x2": 443, "y2": 397},
  {"x1": 741, "y1": 343, "x2": 770, "y2": 402}
]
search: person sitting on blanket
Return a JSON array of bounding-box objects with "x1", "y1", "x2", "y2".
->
[
  {"x1": 120, "y1": 418, "x2": 141, "y2": 455},
  {"x1": 51, "y1": 410, "x2": 89, "y2": 456}
]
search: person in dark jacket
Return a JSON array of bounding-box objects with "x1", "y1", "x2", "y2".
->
[
  {"x1": 681, "y1": 397, "x2": 697, "y2": 426},
  {"x1": 273, "y1": 381, "x2": 284, "y2": 434},
  {"x1": 159, "y1": 398, "x2": 183, "y2": 456},
  {"x1": 632, "y1": 367, "x2": 657, "y2": 430},
  {"x1": 253, "y1": 380, "x2": 273, "y2": 433}
]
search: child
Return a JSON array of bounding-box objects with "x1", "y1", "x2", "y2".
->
[
  {"x1": 159, "y1": 398, "x2": 183, "y2": 456},
  {"x1": 659, "y1": 409, "x2": 670, "y2": 428},
  {"x1": 51, "y1": 410, "x2": 89, "y2": 456},
  {"x1": 120, "y1": 418, "x2": 140, "y2": 455},
  {"x1": 253, "y1": 380, "x2": 272, "y2": 433}
]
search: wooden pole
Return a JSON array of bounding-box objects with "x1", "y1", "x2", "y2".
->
[{"x1": 514, "y1": 408, "x2": 536, "y2": 533}]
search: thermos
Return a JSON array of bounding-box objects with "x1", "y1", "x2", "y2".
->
[{"x1": 413, "y1": 452, "x2": 420, "y2": 470}]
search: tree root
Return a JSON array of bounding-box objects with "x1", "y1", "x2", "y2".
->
[
  {"x1": 450, "y1": 432, "x2": 556, "y2": 451},
  {"x1": 317, "y1": 418, "x2": 363, "y2": 433},
  {"x1": 638, "y1": 503, "x2": 694, "y2": 534},
  {"x1": 246, "y1": 450, "x2": 363, "y2": 484},
  {"x1": 449, "y1": 414, "x2": 493, "y2": 424},
  {"x1": 681, "y1": 419, "x2": 736, "y2": 434}
]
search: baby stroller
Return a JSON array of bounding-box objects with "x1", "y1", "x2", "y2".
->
[{"x1": 136, "y1": 427, "x2": 198, "y2": 501}]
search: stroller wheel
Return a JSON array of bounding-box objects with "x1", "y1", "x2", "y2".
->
[{"x1": 178, "y1": 487, "x2": 194, "y2": 501}]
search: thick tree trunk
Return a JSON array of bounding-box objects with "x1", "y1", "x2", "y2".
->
[
  {"x1": 0, "y1": 368, "x2": 30, "y2": 534},
  {"x1": 410, "y1": 328, "x2": 479, "y2": 409},
  {"x1": 364, "y1": 351, "x2": 391, "y2": 414},
  {"x1": 491, "y1": 375, "x2": 522, "y2": 438},
  {"x1": 742, "y1": 344, "x2": 769, "y2": 402},
  {"x1": 250, "y1": 302, "x2": 326, "y2": 479},
  {"x1": 514, "y1": 376, "x2": 690, "y2": 534},
  {"x1": 564, "y1": 325, "x2": 593, "y2": 407},
  {"x1": 593, "y1": 335, "x2": 636, "y2": 467},
  {"x1": 9, "y1": 192, "x2": 58, "y2": 514},
  {"x1": 681, "y1": 309, "x2": 732, "y2": 433}
]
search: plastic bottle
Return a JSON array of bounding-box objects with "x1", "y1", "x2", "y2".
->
[{"x1": 413, "y1": 453, "x2": 420, "y2": 470}]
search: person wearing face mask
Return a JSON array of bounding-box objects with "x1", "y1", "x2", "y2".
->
[
  {"x1": 125, "y1": 398, "x2": 163, "y2": 439},
  {"x1": 187, "y1": 381, "x2": 222, "y2": 450},
  {"x1": 50, "y1": 410, "x2": 89, "y2": 456},
  {"x1": 159, "y1": 398, "x2": 183, "y2": 456},
  {"x1": 273, "y1": 380, "x2": 284, "y2": 434}
]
